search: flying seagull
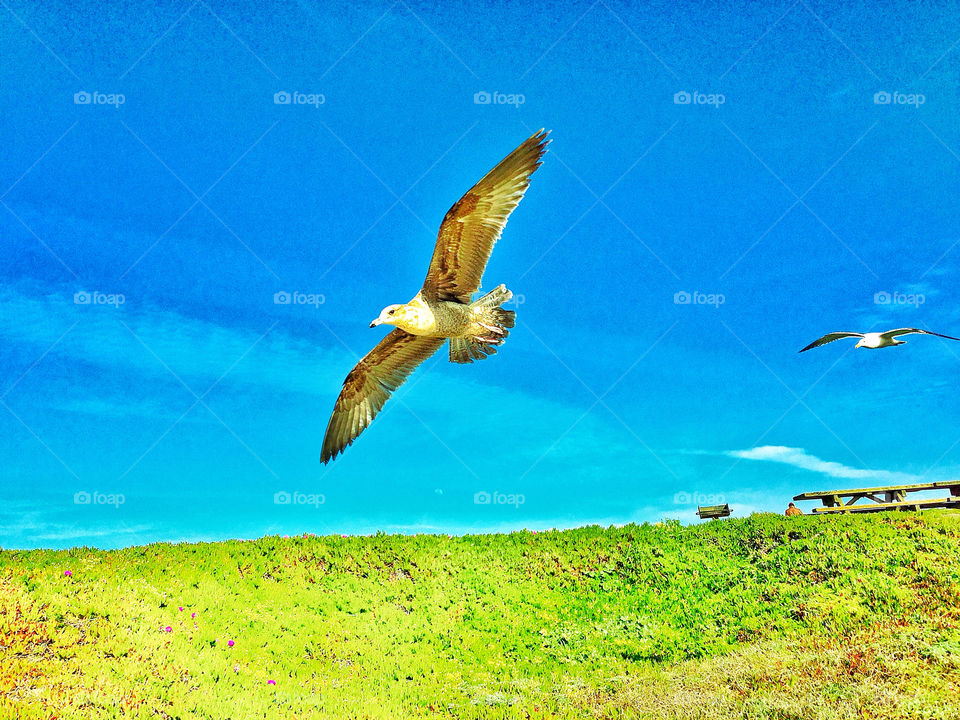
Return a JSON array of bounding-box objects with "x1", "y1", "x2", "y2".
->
[
  {"x1": 799, "y1": 328, "x2": 960, "y2": 353},
  {"x1": 320, "y1": 129, "x2": 550, "y2": 463}
]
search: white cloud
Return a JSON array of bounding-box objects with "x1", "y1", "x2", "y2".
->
[{"x1": 726, "y1": 445, "x2": 920, "y2": 484}]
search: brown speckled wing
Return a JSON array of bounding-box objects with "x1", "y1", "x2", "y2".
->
[
  {"x1": 421, "y1": 129, "x2": 549, "y2": 303},
  {"x1": 321, "y1": 329, "x2": 445, "y2": 463}
]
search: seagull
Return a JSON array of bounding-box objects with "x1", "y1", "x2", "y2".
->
[
  {"x1": 799, "y1": 328, "x2": 960, "y2": 353},
  {"x1": 320, "y1": 129, "x2": 550, "y2": 463}
]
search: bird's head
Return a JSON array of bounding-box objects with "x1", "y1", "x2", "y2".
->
[
  {"x1": 855, "y1": 338, "x2": 864, "y2": 348},
  {"x1": 370, "y1": 304, "x2": 406, "y2": 328}
]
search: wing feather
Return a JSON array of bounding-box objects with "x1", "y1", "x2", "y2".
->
[
  {"x1": 421, "y1": 129, "x2": 549, "y2": 303},
  {"x1": 320, "y1": 329, "x2": 445, "y2": 463},
  {"x1": 885, "y1": 328, "x2": 921, "y2": 339},
  {"x1": 885, "y1": 328, "x2": 960, "y2": 341},
  {"x1": 798, "y1": 332, "x2": 864, "y2": 353}
]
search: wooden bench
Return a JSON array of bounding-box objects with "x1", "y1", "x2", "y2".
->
[
  {"x1": 697, "y1": 503, "x2": 732, "y2": 520},
  {"x1": 793, "y1": 481, "x2": 960, "y2": 514}
]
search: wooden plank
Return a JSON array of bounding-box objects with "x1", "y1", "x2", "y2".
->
[
  {"x1": 811, "y1": 497, "x2": 960, "y2": 514},
  {"x1": 794, "y1": 481, "x2": 945, "y2": 501},
  {"x1": 813, "y1": 498, "x2": 959, "y2": 514},
  {"x1": 932, "y1": 481, "x2": 960, "y2": 493}
]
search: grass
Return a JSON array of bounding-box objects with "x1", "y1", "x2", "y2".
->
[{"x1": 2, "y1": 511, "x2": 960, "y2": 719}]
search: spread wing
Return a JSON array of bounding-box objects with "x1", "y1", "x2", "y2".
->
[
  {"x1": 799, "y1": 332, "x2": 864, "y2": 353},
  {"x1": 421, "y1": 129, "x2": 549, "y2": 303},
  {"x1": 884, "y1": 328, "x2": 960, "y2": 342},
  {"x1": 321, "y1": 329, "x2": 445, "y2": 463}
]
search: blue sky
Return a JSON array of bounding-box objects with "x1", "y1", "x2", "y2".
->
[{"x1": 3, "y1": 1, "x2": 960, "y2": 548}]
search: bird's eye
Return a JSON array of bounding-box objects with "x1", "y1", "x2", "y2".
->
[{"x1": 387, "y1": 309, "x2": 395, "y2": 315}]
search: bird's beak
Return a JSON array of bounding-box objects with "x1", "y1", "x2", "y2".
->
[{"x1": 369, "y1": 318, "x2": 382, "y2": 328}]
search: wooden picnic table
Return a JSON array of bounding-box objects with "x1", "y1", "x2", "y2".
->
[{"x1": 793, "y1": 481, "x2": 960, "y2": 514}]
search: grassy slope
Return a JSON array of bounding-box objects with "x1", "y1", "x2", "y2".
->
[{"x1": 2, "y1": 512, "x2": 960, "y2": 719}]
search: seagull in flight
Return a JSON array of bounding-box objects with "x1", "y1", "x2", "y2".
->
[
  {"x1": 320, "y1": 129, "x2": 550, "y2": 463},
  {"x1": 799, "y1": 328, "x2": 960, "y2": 353}
]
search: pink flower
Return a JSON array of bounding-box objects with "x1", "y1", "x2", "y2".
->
[
  {"x1": 227, "y1": 640, "x2": 234, "y2": 647},
  {"x1": 164, "y1": 626, "x2": 172, "y2": 632},
  {"x1": 178, "y1": 606, "x2": 184, "y2": 611},
  {"x1": 191, "y1": 612, "x2": 196, "y2": 618},
  {"x1": 267, "y1": 679, "x2": 276, "y2": 685},
  {"x1": 233, "y1": 664, "x2": 240, "y2": 673},
  {"x1": 64, "y1": 570, "x2": 72, "y2": 577}
]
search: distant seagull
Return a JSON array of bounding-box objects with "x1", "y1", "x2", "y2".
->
[
  {"x1": 320, "y1": 129, "x2": 550, "y2": 463},
  {"x1": 799, "y1": 328, "x2": 960, "y2": 353}
]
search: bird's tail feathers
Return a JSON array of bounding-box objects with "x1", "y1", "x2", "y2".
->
[
  {"x1": 472, "y1": 283, "x2": 514, "y2": 309},
  {"x1": 448, "y1": 285, "x2": 517, "y2": 364},
  {"x1": 473, "y1": 284, "x2": 516, "y2": 336}
]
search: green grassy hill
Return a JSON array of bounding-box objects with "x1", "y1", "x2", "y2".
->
[{"x1": 3, "y1": 512, "x2": 960, "y2": 719}]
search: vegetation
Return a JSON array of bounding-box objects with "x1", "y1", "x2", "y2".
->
[{"x1": 2, "y1": 511, "x2": 960, "y2": 719}]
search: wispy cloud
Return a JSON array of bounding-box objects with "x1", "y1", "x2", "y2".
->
[
  {"x1": 0, "y1": 285, "x2": 346, "y2": 398},
  {"x1": 726, "y1": 445, "x2": 920, "y2": 484}
]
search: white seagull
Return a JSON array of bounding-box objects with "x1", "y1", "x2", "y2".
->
[{"x1": 800, "y1": 328, "x2": 960, "y2": 353}]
